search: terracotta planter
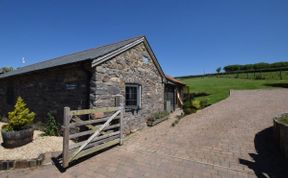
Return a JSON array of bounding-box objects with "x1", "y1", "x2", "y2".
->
[{"x1": 1, "y1": 127, "x2": 34, "y2": 148}]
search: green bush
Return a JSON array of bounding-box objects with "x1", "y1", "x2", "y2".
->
[
  {"x1": 200, "y1": 99, "x2": 209, "y2": 108},
  {"x1": 192, "y1": 100, "x2": 201, "y2": 110},
  {"x1": 279, "y1": 115, "x2": 288, "y2": 124},
  {"x1": 183, "y1": 97, "x2": 209, "y2": 115},
  {"x1": 183, "y1": 107, "x2": 196, "y2": 115},
  {"x1": 4, "y1": 97, "x2": 35, "y2": 131},
  {"x1": 43, "y1": 113, "x2": 60, "y2": 136},
  {"x1": 183, "y1": 100, "x2": 196, "y2": 115},
  {"x1": 183, "y1": 100, "x2": 192, "y2": 109}
]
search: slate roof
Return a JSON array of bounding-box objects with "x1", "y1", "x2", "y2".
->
[{"x1": 0, "y1": 36, "x2": 144, "y2": 79}]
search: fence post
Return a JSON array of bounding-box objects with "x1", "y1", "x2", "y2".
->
[
  {"x1": 119, "y1": 96, "x2": 124, "y2": 145},
  {"x1": 63, "y1": 107, "x2": 71, "y2": 168}
]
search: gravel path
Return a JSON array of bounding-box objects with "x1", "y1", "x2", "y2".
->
[
  {"x1": 0, "y1": 122, "x2": 63, "y2": 160},
  {"x1": 1, "y1": 89, "x2": 288, "y2": 178}
]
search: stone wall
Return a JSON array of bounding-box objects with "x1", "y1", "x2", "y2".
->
[
  {"x1": 0, "y1": 42, "x2": 165, "y2": 132},
  {"x1": 0, "y1": 62, "x2": 91, "y2": 124},
  {"x1": 90, "y1": 42, "x2": 165, "y2": 134}
]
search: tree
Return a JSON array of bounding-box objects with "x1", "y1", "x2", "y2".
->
[
  {"x1": 0, "y1": 67, "x2": 14, "y2": 74},
  {"x1": 216, "y1": 67, "x2": 221, "y2": 73},
  {"x1": 223, "y1": 61, "x2": 288, "y2": 73},
  {"x1": 252, "y1": 62, "x2": 269, "y2": 70},
  {"x1": 7, "y1": 97, "x2": 35, "y2": 131},
  {"x1": 223, "y1": 65, "x2": 241, "y2": 72}
]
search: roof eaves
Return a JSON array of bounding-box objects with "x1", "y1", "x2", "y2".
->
[
  {"x1": 166, "y1": 75, "x2": 185, "y2": 86},
  {"x1": 92, "y1": 37, "x2": 145, "y2": 67},
  {"x1": 0, "y1": 35, "x2": 144, "y2": 79},
  {"x1": 91, "y1": 36, "x2": 167, "y2": 81}
]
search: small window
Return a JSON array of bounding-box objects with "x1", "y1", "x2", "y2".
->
[
  {"x1": 142, "y1": 55, "x2": 149, "y2": 64},
  {"x1": 125, "y1": 84, "x2": 141, "y2": 109}
]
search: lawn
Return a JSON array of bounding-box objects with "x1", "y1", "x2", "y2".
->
[{"x1": 180, "y1": 77, "x2": 288, "y2": 105}]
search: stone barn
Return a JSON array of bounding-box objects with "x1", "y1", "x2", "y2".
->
[{"x1": 0, "y1": 36, "x2": 184, "y2": 133}]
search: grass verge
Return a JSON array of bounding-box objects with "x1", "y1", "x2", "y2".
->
[{"x1": 180, "y1": 77, "x2": 288, "y2": 105}]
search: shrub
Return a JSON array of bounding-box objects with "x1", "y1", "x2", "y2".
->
[
  {"x1": 192, "y1": 100, "x2": 201, "y2": 110},
  {"x1": 183, "y1": 100, "x2": 197, "y2": 115},
  {"x1": 200, "y1": 99, "x2": 209, "y2": 108},
  {"x1": 43, "y1": 113, "x2": 60, "y2": 136},
  {"x1": 183, "y1": 100, "x2": 192, "y2": 109},
  {"x1": 279, "y1": 115, "x2": 288, "y2": 124},
  {"x1": 191, "y1": 92, "x2": 209, "y2": 97},
  {"x1": 4, "y1": 97, "x2": 35, "y2": 131},
  {"x1": 183, "y1": 107, "x2": 196, "y2": 115}
]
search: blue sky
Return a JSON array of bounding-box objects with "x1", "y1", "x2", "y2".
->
[{"x1": 0, "y1": 0, "x2": 288, "y2": 76}]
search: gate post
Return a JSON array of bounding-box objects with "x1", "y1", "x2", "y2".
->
[
  {"x1": 119, "y1": 96, "x2": 124, "y2": 145},
  {"x1": 63, "y1": 107, "x2": 71, "y2": 168}
]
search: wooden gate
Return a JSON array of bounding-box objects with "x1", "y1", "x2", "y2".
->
[{"x1": 62, "y1": 96, "x2": 124, "y2": 168}]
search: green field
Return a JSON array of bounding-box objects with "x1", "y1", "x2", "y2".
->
[{"x1": 180, "y1": 77, "x2": 288, "y2": 105}]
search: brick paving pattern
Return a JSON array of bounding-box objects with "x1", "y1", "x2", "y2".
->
[{"x1": 1, "y1": 89, "x2": 288, "y2": 178}]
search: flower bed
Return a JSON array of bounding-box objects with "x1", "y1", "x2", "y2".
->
[{"x1": 273, "y1": 113, "x2": 288, "y2": 159}]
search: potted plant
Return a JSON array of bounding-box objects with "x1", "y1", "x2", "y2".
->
[{"x1": 1, "y1": 97, "x2": 35, "y2": 148}]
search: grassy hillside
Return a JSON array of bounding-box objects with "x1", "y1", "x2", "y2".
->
[{"x1": 180, "y1": 77, "x2": 288, "y2": 105}]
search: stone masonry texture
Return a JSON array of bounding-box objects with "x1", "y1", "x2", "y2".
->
[
  {"x1": 0, "y1": 42, "x2": 165, "y2": 133},
  {"x1": 0, "y1": 62, "x2": 91, "y2": 124},
  {"x1": 90, "y1": 42, "x2": 165, "y2": 134}
]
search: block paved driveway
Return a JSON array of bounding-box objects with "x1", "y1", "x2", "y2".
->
[{"x1": 2, "y1": 89, "x2": 288, "y2": 178}]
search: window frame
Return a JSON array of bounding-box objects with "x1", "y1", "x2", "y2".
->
[
  {"x1": 142, "y1": 55, "x2": 150, "y2": 64},
  {"x1": 125, "y1": 83, "x2": 142, "y2": 109}
]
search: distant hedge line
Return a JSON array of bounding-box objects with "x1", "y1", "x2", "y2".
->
[
  {"x1": 176, "y1": 67, "x2": 288, "y2": 79},
  {"x1": 223, "y1": 62, "x2": 288, "y2": 72}
]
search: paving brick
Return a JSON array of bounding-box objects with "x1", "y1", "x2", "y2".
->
[{"x1": 1, "y1": 89, "x2": 288, "y2": 177}]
